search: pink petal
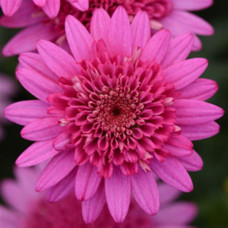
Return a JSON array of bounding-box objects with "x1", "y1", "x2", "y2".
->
[
  {"x1": 33, "y1": 0, "x2": 47, "y2": 7},
  {"x1": 75, "y1": 163, "x2": 101, "y2": 200},
  {"x1": 0, "y1": 205, "x2": 17, "y2": 226},
  {"x1": 21, "y1": 117, "x2": 63, "y2": 141},
  {"x1": 158, "y1": 184, "x2": 181, "y2": 206},
  {"x1": 42, "y1": 0, "x2": 60, "y2": 18},
  {"x1": 109, "y1": 6, "x2": 132, "y2": 57},
  {"x1": 173, "y1": 0, "x2": 213, "y2": 10},
  {"x1": 178, "y1": 150, "x2": 203, "y2": 172},
  {"x1": 181, "y1": 121, "x2": 220, "y2": 141},
  {"x1": 65, "y1": 15, "x2": 93, "y2": 61},
  {"x1": 2, "y1": 23, "x2": 57, "y2": 56},
  {"x1": 162, "y1": 33, "x2": 194, "y2": 68},
  {"x1": 68, "y1": 0, "x2": 89, "y2": 11},
  {"x1": 153, "y1": 202, "x2": 198, "y2": 225},
  {"x1": 131, "y1": 11, "x2": 151, "y2": 50},
  {"x1": 36, "y1": 151, "x2": 76, "y2": 191},
  {"x1": 105, "y1": 167, "x2": 130, "y2": 222},
  {"x1": 46, "y1": 170, "x2": 75, "y2": 202},
  {"x1": 4, "y1": 100, "x2": 49, "y2": 126},
  {"x1": 82, "y1": 185, "x2": 106, "y2": 224},
  {"x1": 16, "y1": 140, "x2": 60, "y2": 167},
  {"x1": 163, "y1": 58, "x2": 208, "y2": 90},
  {"x1": 179, "y1": 78, "x2": 218, "y2": 101},
  {"x1": 141, "y1": 29, "x2": 170, "y2": 64},
  {"x1": 1, "y1": 0, "x2": 22, "y2": 16},
  {"x1": 91, "y1": 8, "x2": 111, "y2": 42},
  {"x1": 175, "y1": 99, "x2": 224, "y2": 125},
  {"x1": 151, "y1": 158, "x2": 193, "y2": 192},
  {"x1": 131, "y1": 168, "x2": 159, "y2": 214},
  {"x1": 37, "y1": 40, "x2": 80, "y2": 78}
]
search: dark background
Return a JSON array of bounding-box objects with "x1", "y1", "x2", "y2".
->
[{"x1": 0, "y1": 1, "x2": 227, "y2": 227}]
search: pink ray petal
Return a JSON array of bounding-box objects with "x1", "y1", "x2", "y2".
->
[
  {"x1": 1, "y1": 0, "x2": 22, "y2": 16},
  {"x1": 172, "y1": 0, "x2": 213, "y2": 10},
  {"x1": 33, "y1": 0, "x2": 47, "y2": 7},
  {"x1": 68, "y1": 0, "x2": 89, "y2": 11},
  {"x1": 42, "y1": 0, "x2": 60, "y2": 18}
]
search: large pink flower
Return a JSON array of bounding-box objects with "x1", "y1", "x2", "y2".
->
[
  {"x1": 1, "y1": 0, "x2": 213, "y2": 56},
  {"x1": 0, "y1": 166, "x2": 198, "y2": 227},
  {"x1": 0, "y1": 74, "x2": 17, "y2": 140},
  {"x1": 5, "y1": 7, "x2": 223, "y2": 222}
]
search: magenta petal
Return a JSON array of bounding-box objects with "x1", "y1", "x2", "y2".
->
[
  {"x1": 65, "y1": 15, "x2": 93, "y2": 61},
  {"x1": 4, "y1": 100, "x2": 49, "y2": 126},
  {"x1": 131, "y1": 11, "x2": 151, "y2": 50},
  {"x1": 33, "y1": 0, "x2": 47, "y2": 7},
  {"x1": 36, "y1": 151, "x2": 76, "y2": 191},
  {"x1": 141, "y1": 29, "x2": 170, "y2": 63},
  {"x1": 82, "y1": 185, "x2": 106, "y2": 224},
  {"x1": 37, "y1": 40, "x2": 80, "y2": 78},
  {"x1": 105, "y1": 167, "x2": 130, "y2": 222},
  {"x1": 46, "y1": 170, "x2": 75, "y2": 202},
  {"x1": 1, "y1": 0, "x2": 22, "y2": 16},
  {"x1": 178, "y1": 150, "x2": 203, "y2": 171},
  {"x1": 21, "y1": 117, "x2": 63, "y2": 141},
  {"x1": 16, "y1": 140, "x2": 60, "y2": 167},
  {"x1": 109, "y1": 6, "x2": 132, "y2": 57},
  {"x1": 162, "y1": 33, "x2": 194, "y2": 68},
  {"x1": 175, "y1": 99, "x2": 224, "y2": 125},
  {"x1": 151, "y1": 158, "x2": 193, "y2": 192},
  {"x1": 42, "y1": 0, "x2": 60, "y2": 18},
  {"x1": 173, "y1": 0, "x2": 213, "y2": 10},
  {"x1": 131, "y1": 168, "x2": 159, "y2": 214},
  {"x1": 163, "y1": 58, "x2": 208, "y2": 90},
  {"x1": 75, "y1": 163, "x2": 101, "y2": 200},
  {"x1": 68, "y1": 0, "x2": 89, "y2": 11}
]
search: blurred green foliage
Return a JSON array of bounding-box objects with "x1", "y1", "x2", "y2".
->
[{"x1": 0, "y1": 1, "x2": 227, "y2": 227}]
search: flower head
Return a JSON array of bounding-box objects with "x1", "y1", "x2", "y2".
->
[
  {"x1": 5, "y1": 7, "x2": 223, "y2": 222},
  {"x1": 0, "y1": 74, "x2": 16, "y2": 140},
  {"x1": 0, "y1": 166, "x2": 198, "y2": 227},
  {"x1": 1, "y1": 0, "x2": 214, "y2": 56}
]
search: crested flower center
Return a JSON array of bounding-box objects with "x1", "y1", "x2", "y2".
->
[
  {"x1": 49, "y1": 42, "x2": 178, "y2": 178},
  {"x1": 51, "y1": 0, "x2": 173, "y2": 34}
]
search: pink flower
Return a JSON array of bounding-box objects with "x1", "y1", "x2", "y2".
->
[
  {"x1": 0, "y1": 166, "x2": 198, "y2": 227},
  {"x1": 0, "y1": 74, "x2": 17, "y2": 140},
  {"x1": 0, "y1": 0, "x2": 88, "y2": 17},
  {"x1": 1, "y1": 0, "x2": 213, "y2": 56},
  {"x1": 5, "y1": 7, "x2": 223, "y2": 222}
]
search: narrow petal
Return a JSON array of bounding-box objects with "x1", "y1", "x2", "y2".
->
[
  {"x1": 105, "y1": 167, "x2": 130, "y2": 222},
  {"x1": 141, "y1": 29, "x2": 170, "y2": 63},
  {"x1": 175, "y1": 99, "x2": 224, "y2": 125},
  {"x1": 21, "y1": 117, "x2": 63, "y2": 141},
  {"x1": 131, "y1": 168, "x2": 159, "y2": 214},
  {"x1": 91, "y1": 8, "x2": 111, "y2": 42},
  {"x1": 181, "y1": 121, "x2": 220, "y2": 141},
  {"x1": 173, "y1": 0, "x2": 213, "y2": 10},
  {"x1": 151, "y1": 158, "x2": 193, "y2": 192},
  {"x1": 2, "y1": 23, "x2": 57, "y2": 56},
  {"x1": 1, "y1": 0, "x2": 22, "y2": 16},
  {"x1": 46, "y1": 170, "x2": 75, "y2": 202},
  {"x1": 162, "y1": 33, "x2": 194, "y2": 68},
  {"x1": 68, "y1": 0, "x2": 89, "y2": 11},
  {"x1": 37, "y1": 40, "x2": 80, "y2": 78},
  {"x1": 36, "y1": 151, "x2": 76, "y2": 191},
  {"x1": 75, "y1": 163, "x2": 101, "y2": 200},
  {"x1": 109, "y1": 6, "x2": 132, "y2": 57},
  {"x1": 42, "y1": 0, "x2": 60, "y2": 18},
  {"x1": 163, "y1": 58, "x2": 208, "y2": 90},
  {"x1": 65, "y1": 15, "x2": 93, "y2": 61},
  {"x1": 178, "y1": 150, "x2": 203, "y2": 171},
  {"x1": 82, "y1": 185, "x2": 106, "y2": 224},
  {"x1": 16, "y1": 140, "x2": 60, "y2": 167},
  {"x1": 33, "y1": 0, "x2": 47, "y2": 7},
  {"x1": 179, "y1": 78, "x2": 218, "y2": 101},
  {"x1": 131, "y1": 11, "x2": 151, "y2": 50},
  {"x1": 4, "y1": 100, "x2": 49, "y2": 126}
]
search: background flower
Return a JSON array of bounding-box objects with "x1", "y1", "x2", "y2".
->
[
  {"x1": 0, "y1": 166, "x2": 198, "y2": 227},
  {"x1": 4, "y1": 7, "x2": 223, "y2": 223},
  {"x1": 1, "y1": 0, "x2": 213, "y2": 56}
]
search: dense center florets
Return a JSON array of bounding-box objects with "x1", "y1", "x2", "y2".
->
[
  {"x1": 49, "y1": 42, "x2": 177, "y2": 178},
  {"x1": 52, "y1": 0, "x2": 172, "y2": 33}
]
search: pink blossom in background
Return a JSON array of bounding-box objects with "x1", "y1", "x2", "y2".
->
[
  {"x1": 0, "y1": 74, "x2": 16, "y2": 140},
  {"x1": 0, "y1": 166, "x2": 198, "y2": 227},
  {"x1": 5, "y1": 7, "x2": 223, "y2": 223},
  {"x1": 1, "y1": 0, "x2": 214, "y2": 56}
]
